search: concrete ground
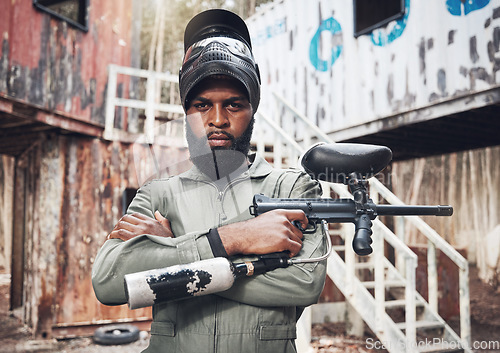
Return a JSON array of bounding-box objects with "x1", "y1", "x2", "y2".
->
[{"x1": 1, "y1": 266, "x2": 499, "y2": 353}]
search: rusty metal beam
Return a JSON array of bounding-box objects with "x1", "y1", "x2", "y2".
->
[
  {"x1": 0, "y1": 94, "x2": 104, "y2": 137},
  {"x1": 35, "y1": 110, "x2": 103, "y2": 137}
]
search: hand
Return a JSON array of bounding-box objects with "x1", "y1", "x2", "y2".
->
[
  {"x1": 106, "y1": 211, "x2": 173, "y2": 241},
  {"x1": 217, "y1": 209, "x2": 308, "y2": 257}
]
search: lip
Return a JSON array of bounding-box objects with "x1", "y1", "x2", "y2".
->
[
  {"x1": 208, "y1": 134, "x2": 232, "y2": 147},
  {"x1": 209, "y1": 134, "x2": 230, "y2": 140}
]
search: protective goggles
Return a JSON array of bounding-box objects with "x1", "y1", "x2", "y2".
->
[
  {"x1": 179, "y1": 35, "x2": 261, "y2": 111},
  {"x1": 182, "y1": 36, "x2": 256, "y2": 66}
]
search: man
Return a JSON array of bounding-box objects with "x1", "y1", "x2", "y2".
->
[{"x1": 92, "y1": 9, "x2": 326, "y2": 353}]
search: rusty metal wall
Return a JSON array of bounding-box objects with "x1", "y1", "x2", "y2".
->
[
  {"x1": 247, "y1": 0, "x2": 500, "y2": 141},
  {"x1": 0, "y1": 155, "x2": 14, "y2": 273},
  {"x1": 15, "y1": 134, "x2": 190, "y2": 338},
  {"x1": 0, "y1": 0, "x2": 139, "y2": 127}
]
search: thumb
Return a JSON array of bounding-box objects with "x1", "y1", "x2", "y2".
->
[{"x1": 155, "y1": 210, "x2": 171, "y2": 228}]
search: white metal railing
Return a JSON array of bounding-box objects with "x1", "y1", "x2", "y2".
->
[
  {"x1": 255, "y1": 91, "x2": 472, "y2": 352},
  {"x1": 104, "y1": 64, "x2": 184, "y2": 143}
]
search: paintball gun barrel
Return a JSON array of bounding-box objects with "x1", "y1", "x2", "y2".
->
[
  {"x1": 250, "y1": 194, "x2": 452, "y2": 256},
  {"x1": 124, "y1": 143, "x2": 453, "y2": 309}
]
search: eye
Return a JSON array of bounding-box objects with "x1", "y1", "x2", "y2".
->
[
  {"x1": 227, "y1": 102, "x2": 242, "y2": 110},
  {"x1": 193, "y1": 102, "x2": 210, "y2": 111}
]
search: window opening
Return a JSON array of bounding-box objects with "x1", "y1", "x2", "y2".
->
[
  {"x1": 353, "y1": 0, "x2": 405, "y2": 37},
  {"x1": 33, "y1": 0, "x2": 89, "y2": 32}
]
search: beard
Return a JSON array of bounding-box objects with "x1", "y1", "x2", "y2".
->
[{"x1": 185, "y1": 118, "x2": 255, "y2": 180}]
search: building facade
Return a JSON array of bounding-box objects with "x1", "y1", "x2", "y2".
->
[
  {"x1": 247, "y1": 0, "x2": 500, "y2": 286},
  {"x1": 0, "y1": 0, "x2": 188, "y2": 338}
]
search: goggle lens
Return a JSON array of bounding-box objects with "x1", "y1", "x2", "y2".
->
[{"x1": 183, "y1": 36, "x2": 255, "y2": 65}]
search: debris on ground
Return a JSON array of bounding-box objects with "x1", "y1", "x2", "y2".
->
[{"x1": 0, "y1": 265, "x2": 499, "y2": 352}]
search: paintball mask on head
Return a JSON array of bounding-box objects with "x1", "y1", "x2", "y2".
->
[{"x1": 179, "y1": 9, "x2": 261, "y2": 112}]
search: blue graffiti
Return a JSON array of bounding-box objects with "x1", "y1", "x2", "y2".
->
[
  {"x1": 252, "y1": 18, "x2": 287, "y2": 46},
  {"x1": 371, "y1": 0, "x2": 410, "y2": 46},
  {"x1": 446, "y1": 0, "x2": 490, "y2": 16},
  {"x1": 309, "y1": 17, "x2": 343, "y2": 72}
]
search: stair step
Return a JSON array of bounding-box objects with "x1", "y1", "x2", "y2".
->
[
  {"x1": 417, "y1": 341, "x2": 465, "y2": 352},
  {"x1": 396, "y1": 320, "x2": 444, "y2": 331},
  {"x1": 328, "y1": 229, "x2": 343, "y2": 236},
  {"x1": 362, "y1": 280, "x2": 405, "y2": 289},
  {"x1": 354, "y1": 262, "x2": 375, "y2": 269},
  {"x1": 384, "y1": 299, "x2": 425, "y2": 308},
  {"x1": 332, "y1": 245, "x2": 345, "y2": 252}
]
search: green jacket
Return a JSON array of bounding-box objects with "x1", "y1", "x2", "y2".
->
[{"x1": 92, "y1": 154, "x2": 327, "y2": 353}]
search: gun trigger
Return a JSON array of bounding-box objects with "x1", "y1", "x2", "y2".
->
[
  {"x1": 303, "y1": 221, "x2": 317, "y2": 234},
  {"x1": 292, "y1": 221, "x2": 306, "y2": 232},
  {"x1": 293, "y1": 220, "x2": 317, "y2": 234}
]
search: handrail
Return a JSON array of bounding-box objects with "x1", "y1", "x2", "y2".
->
[
  {"x1": 274, "y1": 90, "x2": 468, "y2": 268},
  {"x1": 108, "y1": 63, "x2": 179, "y2": 81},
  {"x1": 104, "y1": 64, "x2": 183, "y2": 143},
  {"x1": 373, "y1": 183, "x2": 468, "y2": 269}
]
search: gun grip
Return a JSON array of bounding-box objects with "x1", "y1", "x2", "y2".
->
[
  {"x1": 353, "y1": 215, "x2": 373, "y2": 256},
  {"x1": 352, "y1": 228, "x2": 373, "y2": 256},
  {"x1": 352, "y1": 229, "x2": 373, "y2": 256}
]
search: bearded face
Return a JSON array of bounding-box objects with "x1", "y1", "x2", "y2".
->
[
  {"x1": 185, "y1": 117, "x2": 254, "y2": 180},
  {"x1": 184, "y1": 78, "x2": 255, "y2": 180}
]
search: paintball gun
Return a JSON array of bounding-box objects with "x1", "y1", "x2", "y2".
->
[
  {"x1": 251, "y1": 143, "x2": 453, "y2": 256},
  {"x1": 124, "y1": 143, "x2": 453, "y2": 309}
]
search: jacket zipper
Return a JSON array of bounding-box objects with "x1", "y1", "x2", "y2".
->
[
  {"x1": 198, "y1": 175, "x2": 250, "y2": 352},
  {"x1": 218, "y1": 174, "x2": 249, "y2": 224},
  {"x1": 198, "y1": 174, "x2": 250, "y2": 226}
]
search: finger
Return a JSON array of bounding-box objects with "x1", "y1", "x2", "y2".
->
[
  {"x1": 155, "y1": 211, "x2": 171, "y2": 229},
  {"x1": 284, "y1": 210, "x2": 309, "y2": 229},
  {"x1": 279, "y1": 214, "x2": 306, "y2": 240},
  {"x1": 127, "y1": 212, "x2": 153, "y2": 224},
  {"x1": 286, "y1": 238, "x2": 303, "y2": 257},
  {"x1": 284, "y1": 221, "x2": 305, "y2": 240},
  {"x1": 108, "y1": 228, "x2": 135, "y2": 241},
  {"x1": 287, "y1": 230, "x2": 304, "y2": 245},
  {"x1": 115, "y1": 218, "x2": 142, "y2": 233},
  {"x1": 116, "y1": 213, "x2": 143, "y2": 226}
]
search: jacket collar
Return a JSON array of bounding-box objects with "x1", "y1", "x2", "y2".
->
[{"x1": 179, "y1": 153, "x2": 273, "y2": 182}]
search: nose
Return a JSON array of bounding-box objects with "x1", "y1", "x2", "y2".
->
[{"x1": 207, "y1": 103, "x2": 229, "y2": 128}]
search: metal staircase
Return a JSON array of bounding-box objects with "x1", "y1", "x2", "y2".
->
[
  {"x1": 103, "y1": 64, "x2": 473, "y2": 353},
  {"x1": 254, "y1": 92, "x2": 472, "y2": 353}
]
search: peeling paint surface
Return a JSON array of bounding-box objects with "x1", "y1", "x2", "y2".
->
[
  {"x1": 0, "y1": 0, "x2": 136, "y2": 126},
  {"x1": 8, "y1": 132, "x2": 189, "y2": 337},
  {"x1": 247, "y1": 0, "x2": 500, "y2": 141},
  {"x1": 125, "y1": 258, "x2": 235, "y2": 309},
  {"x1": 0, "y1": 0, "x2": 191, "y2": 338}
]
